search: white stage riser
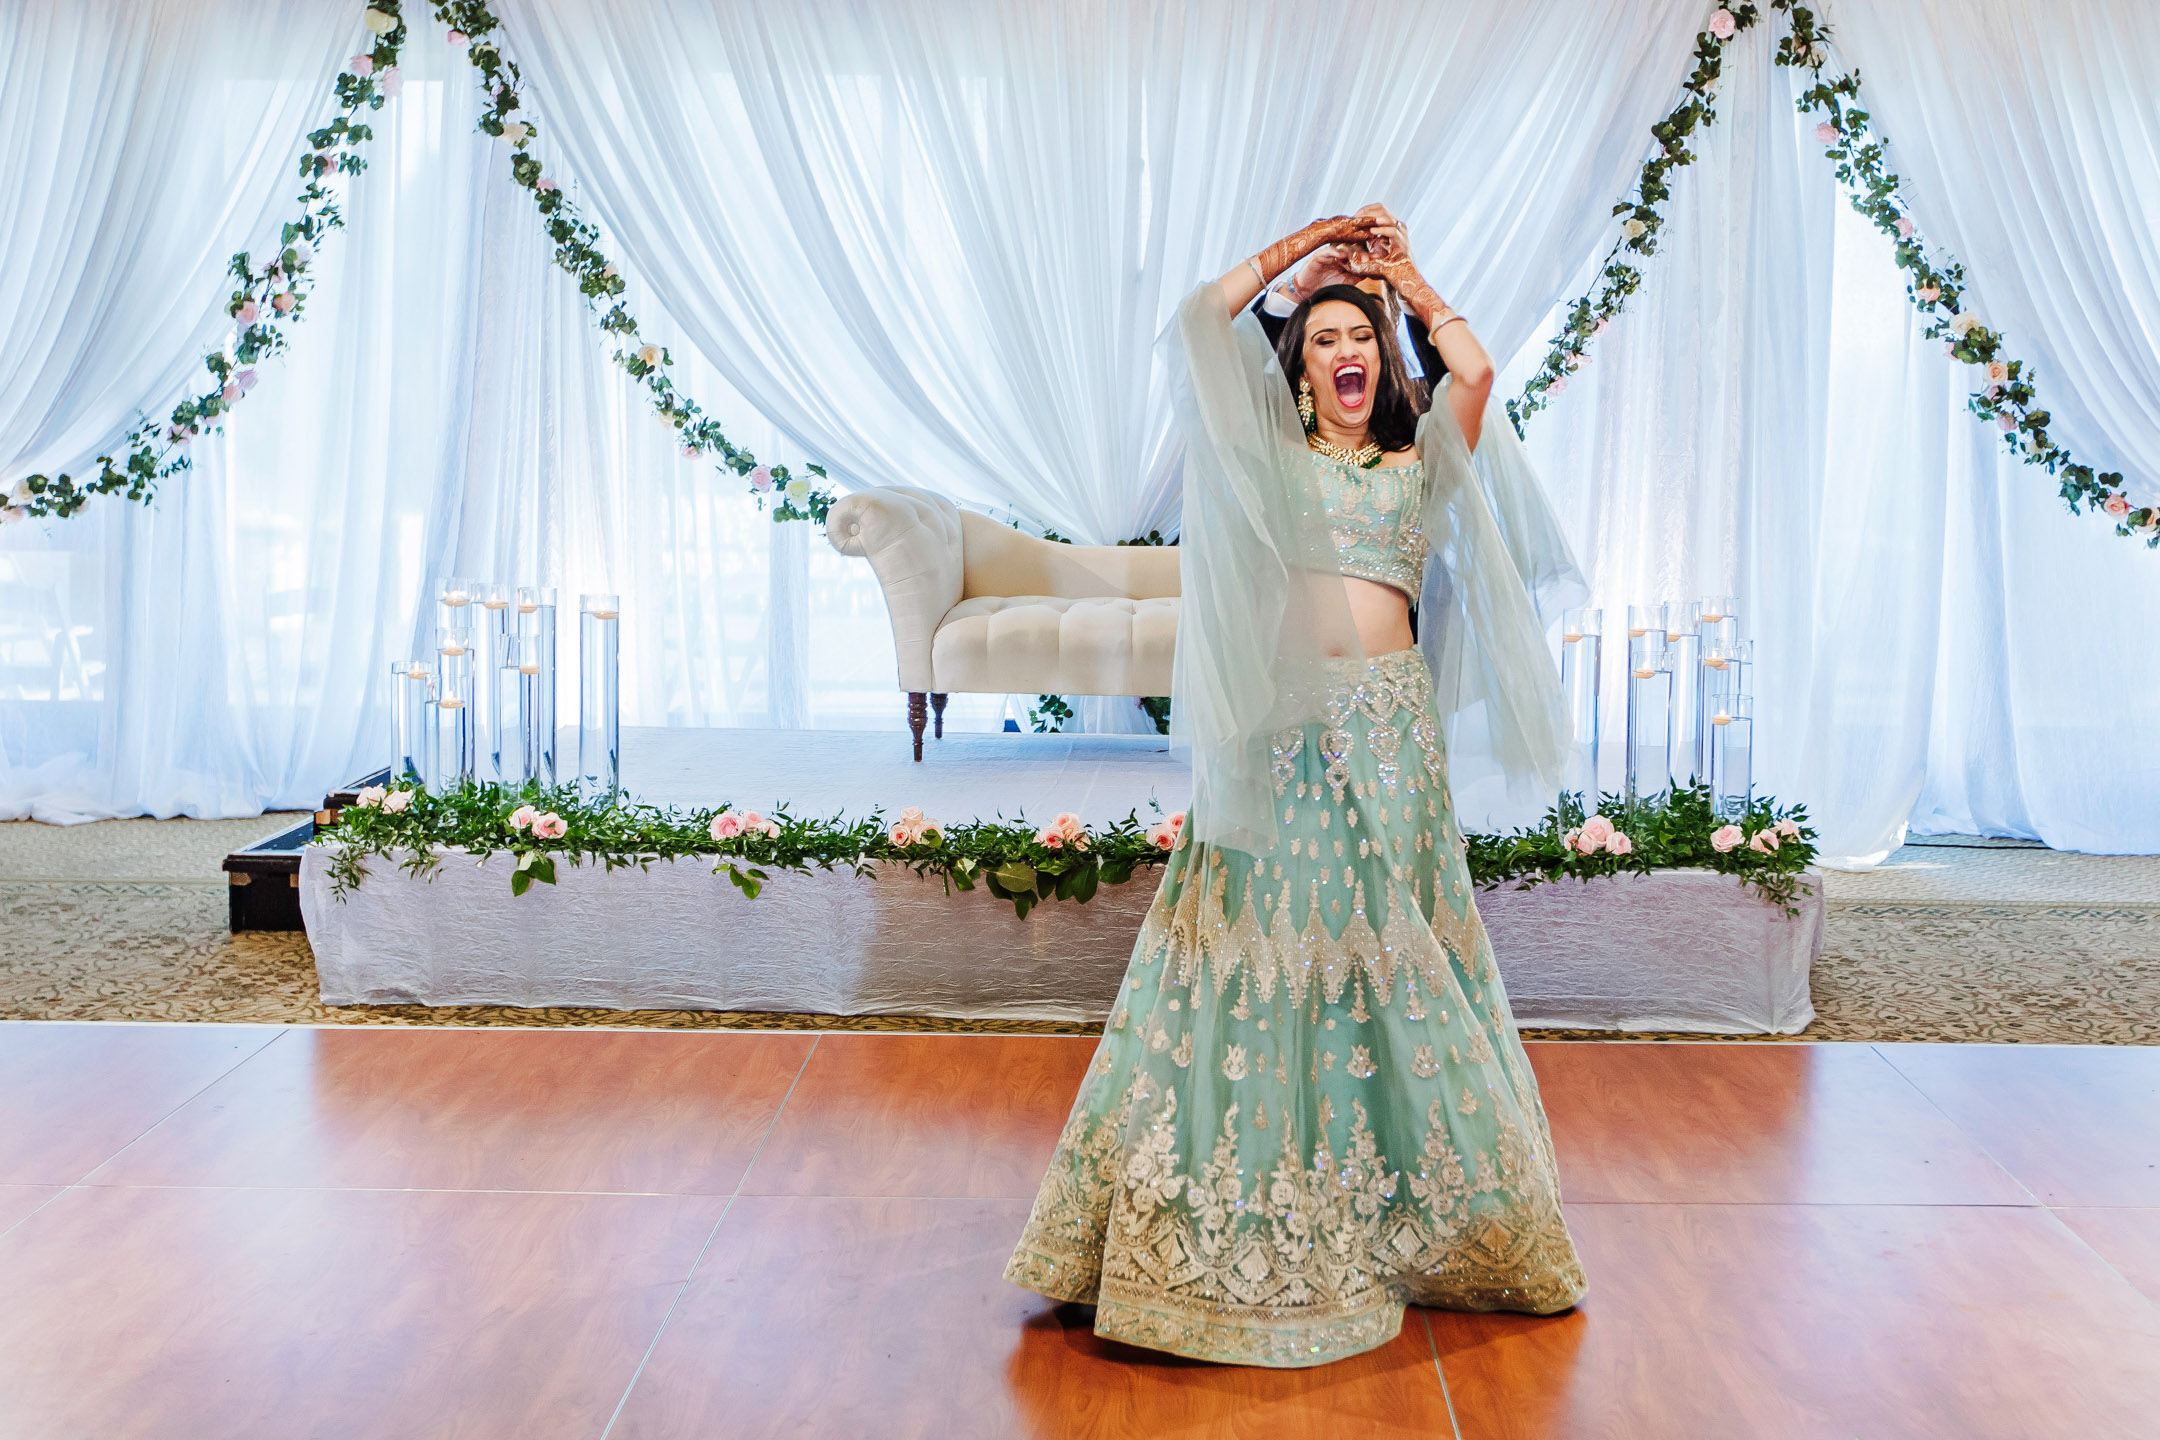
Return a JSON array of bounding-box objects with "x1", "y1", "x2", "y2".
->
[{"x1": 301, "y1": 852, "x2": 1819, "y2": 1034}]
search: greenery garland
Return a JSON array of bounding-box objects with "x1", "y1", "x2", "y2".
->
[
  {"x1": 1778, "y1": 8, "x2": 2155, "y2": 547},
  {"x1": 316, "y1": 778, "x2": 1818, "y2": 920},
  {"x1": 1508, "y1": 2, "x2": 2154, "y2": 549},
  {"x1": 5, "y1": 1, "x2": 836, "y2": 527}
]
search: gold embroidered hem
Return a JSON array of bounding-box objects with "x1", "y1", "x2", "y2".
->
[{"x1": 1005, "y1": 650, "x2": 1587, "y2": 1367}]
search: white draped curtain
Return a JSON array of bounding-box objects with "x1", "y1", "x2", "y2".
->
[{"x1": 1, "y1": 0, "x2": 2154, "y2": 860}]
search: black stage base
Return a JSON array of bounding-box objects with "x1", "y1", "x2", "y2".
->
[{"x1": 223, "y1": 767, "x2": 389, "y2": 932}]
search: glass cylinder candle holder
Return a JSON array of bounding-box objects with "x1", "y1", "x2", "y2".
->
[
  {"x1": 1558, "y1": 606, "x2": 1602, "y2": 811},
  {"x1": 476, "y1": 583, "x2": 513, "y2": 783},
  {"x1": 393, "y1": 660, "x2": 439, "y2": 790},
  {"x1": 1711, "y1": 689, "x2": 1754, "y2": 821},
  {"x1": 1701, "y1": 641, "x2": 1739, "y2": 816},
  {"x1": 517, "y1": 586, "x2": 558, "y2": 787},
  {"x1": 579, "y1": 593, "x2": 621, "y2": 796},
  {"x1": 435, "y1": 625, "x2": 476, "y2": 788},
  {"x1": 436, "y1": 575, "x2": 478, "y2": 633},
  {"x1": 1624, "y1": 607, "x2": 1669, "y2": 808},
  {"x1": 1664, "y1": 602, "x2": 1703, "y2": 788},
  {"x1": 494, "y1": 632, "x2": 530, "y2": 787}
]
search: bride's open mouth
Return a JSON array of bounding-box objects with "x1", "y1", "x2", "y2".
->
[{"x1": 1332, "y1": 359, "x2": 1368, "y2": 410}]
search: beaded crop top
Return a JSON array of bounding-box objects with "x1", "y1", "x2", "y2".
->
[{"x1": 1313, "y1": 452, "x2": 1428, "y2": 600}]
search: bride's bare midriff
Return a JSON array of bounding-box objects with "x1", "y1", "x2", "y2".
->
[{"x1": 1343, "y1": 575, "x2": 1415, "y2": 657}]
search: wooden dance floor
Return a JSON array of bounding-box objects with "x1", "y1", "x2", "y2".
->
[{"x1": 3, "y1": 1024, "x2": 2159, "y2": 1437}]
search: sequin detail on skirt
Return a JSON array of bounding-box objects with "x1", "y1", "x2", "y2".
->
[{"x1": 1004, "y1": 649, "x2": 1586, "y2": 1368}]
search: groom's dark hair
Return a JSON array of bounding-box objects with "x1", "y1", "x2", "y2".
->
[{"x1": 1273, "y1": 284, "x2": 1427, "y2": 454}]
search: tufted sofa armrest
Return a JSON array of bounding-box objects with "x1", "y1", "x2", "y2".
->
[{"x1": 826, "y1": 486, "x2": 965, "y2": 693}]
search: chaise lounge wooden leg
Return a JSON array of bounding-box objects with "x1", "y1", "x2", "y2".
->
[
  {"x1": 908, "y1": 692, "x2": 928, "y2": 761},
  {"x1": 930, "y1": 693, "x2": 948, "y2": 740}
]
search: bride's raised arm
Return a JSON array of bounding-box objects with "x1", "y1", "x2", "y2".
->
[
  {"x1": 1343, "y1": 243, "x2": 1494, "y2": 448},
  {"x1": 1213, "y1": 215, "x2": 1377, "y2": 316}
]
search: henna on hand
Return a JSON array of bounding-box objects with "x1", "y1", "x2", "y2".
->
[
  {"x1": 1343, "y1": 246, "x2": 1445, "y2": 327},
  {"x1": 1253, "y1": 216, "x2": 1373, "y2": 287}
]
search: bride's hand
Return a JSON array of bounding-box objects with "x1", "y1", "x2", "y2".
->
[
  {"x1": 1256, "y1": 215, "x2": 1377, "y2": 280},
  {"x1": 1341, "y1": 243, "x2": 1444, "y2": 322},
  {"x1": 1287, "y1": 243, "x2": 1361, "y2": 300}
]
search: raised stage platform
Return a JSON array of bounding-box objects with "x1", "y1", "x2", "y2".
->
[{"x1": 299, "y1": 726, "x2": 1820, "y2": 1033}]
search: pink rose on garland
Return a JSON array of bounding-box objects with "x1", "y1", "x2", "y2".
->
[
  {"x1": 1575, "y1": 814, "x2": 1615, "y2": 855},
  {"x1": 1998, "y1": 414, "x2": 2017, "y2": 432},
  {"x1": 236, "y1": 299, "x2": 260, "y2": 326},
  {"x1": 1814, "y1": 121, "x2": 1838, "y2": 144},
  {"x1": 1707, "y1": 8, "x2": 1737, "y2": 40},
  {"x1": 1775, "y1": 817, "x2": 1802, "y2": 839},
  {"x1": 221, "y1": 383, "x2": 240, "y2": 402},
  {"x1": 889, "y1": 821, "x2": 920, "y2": 846},
  {"x1": 235, "y1": 367, "x2": 258, "y2": 392},
  {"x1": 531, "y1": 812, "x2": 567, "y2": 840},
  {"x1": 355, "y1": 785, "x2": 387, "y2": 809},
  {"x1": 536, "y1": 178, "x2": 557, "y2": 193},
  {"x1": 1748, "y1": 829, "x2": 1780, "y2": 854},
  {"x1": 1549, "y1": 377, "x2": 1569, "y2": 397},
  {"x1": 509, "y1": 805, "x2": 538, "y2": 831},
  {"x1": 709, "y1": 811, "x2": 745, "y2": 841},
  {"x1": 739, "y1": 811, "x2": 781, "y2": 839},
  {"x1": 2104, "y1": 493, "x2": 2132, "y2": 519},
  {"x1": 381, "y1": 789, "x2": 413, "y2": 814},
  {"x1": 349, "y1": 54, "x2": 374, "y2": 77},
  {"x1": 1035, "y1": 825, "x2": 1064, "y2": 850},
  {"x1": 1895, "y1": 216, "x2": 1915, "y2": 238},
  {"x1": 1986, "y1": 360, "x2": 2009, "y2": 384},
  {"x1": 379, "y1": 66, "x2": 402, "y2": 98},
  {"x1": 1606, "y1": 830, "x2": 1633, "y2": 857},
  {"x1": 271, "y1": 292, "x2": 295, "y2": 314},
  {"x1": 749, "y1": 466, "x2": 773, "y2": 493},
  {"x1": 1053, "y1": 812, "x2": 1090, "y2": 851},
  {"x1": 1710, "y1": 824, "x2": 1744, "y2": 853},
  {"x1": 1916, "y1": 284, "x2": 1941, "y2": 304},
  {"x1": 447, "y1": 29, "x2": 468, "y2": 47}
]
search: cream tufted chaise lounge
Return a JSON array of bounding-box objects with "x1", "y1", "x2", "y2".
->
[{"x1": 825, "y1": 486, "x2": 1178, "y2": 758}]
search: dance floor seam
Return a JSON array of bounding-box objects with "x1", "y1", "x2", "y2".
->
[{"x1": 596, "y1": 1034, "x2": 822, "y2": 1440}]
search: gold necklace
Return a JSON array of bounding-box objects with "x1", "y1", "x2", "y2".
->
[{"x1": 1307, "y1": 434, "x2": 1384, "y2": 469}]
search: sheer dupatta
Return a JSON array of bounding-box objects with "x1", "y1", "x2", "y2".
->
[
  {"x1": 1169, "y1": 279, "x2": 1572, "y2": 848},
  {"x1": 1417, "y1": 394, "x2": 1573, "y2": 802}
]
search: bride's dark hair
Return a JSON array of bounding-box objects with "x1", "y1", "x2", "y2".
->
[{"x1": 1273, "y1": 283, "x2": 1427, "y2": 454}]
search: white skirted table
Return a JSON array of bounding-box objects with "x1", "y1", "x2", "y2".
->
[{"x1": 301, "y1": 851, "x2": 1820, "y2": 1033}]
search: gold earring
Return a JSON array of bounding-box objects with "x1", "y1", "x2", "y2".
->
[{"x1": 1298, "y1": 376, "x2": 1317, "y2": 433}]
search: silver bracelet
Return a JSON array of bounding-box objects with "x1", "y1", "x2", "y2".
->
[
  {"x1": 1247, "y1": 257, "x2": 1266, "y2": 286},
  {"x1": 1432, "y1": 312, "x2": 1468, "y2": 334}
]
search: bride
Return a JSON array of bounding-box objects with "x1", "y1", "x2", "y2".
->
[{"x1": 1004, "y1": 211, "x2": 1588, "y2": 1366}]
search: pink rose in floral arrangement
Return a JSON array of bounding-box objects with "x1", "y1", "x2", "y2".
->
[
  {"x1": 531, "y1": 812, "x2": 567, "y2": 840},
  {"x1": 236, "y1": 299, "x2": 260, "y2": 326},
  {"x1": 447, "y1": 29, "x2": 469, "y2": 47},
  {"x1": 1052, "y1": 812, "x2": 1090, "y2": 851},
  {"x1": 1895, "y1": 216, "x2": 1915, "y2": 238},
  {"x1": 355, "y1": 785, "x2": 387, "y2": 809},
  {"x1": 1707, "y1": 8, "x2": 1737, "y2": 40},
  {"x1": 271, "y1": 292, "x2": 295, "y2": 314},
  {"x1": 1748, "y1": 829, "x2": 1780, "y2": 854},
  {"x1": 1998, "y1": 413, "x2": 2017, "y2": 432},
  {"x1": 1549, "y1": 377, "x2": 1569, "y2": 397},
  {"x1": 222, "y1": 383, "x2": 240, "y2": 402},
  {"x1": 1710, "y1": 824, "x2": 1744, "y2": 853},
  {"x1": 1594, "y1": 316, "x2": 1610, "y2": 335},
  {"x1": 749, "y1": 466, "x2": 773, "y2": 493},
  {"x1": 1146, "y1": 822, "x2": 1176, "y2": 850},
  {"x1": 1814, "y1": 121, "x2": 1838, "y2": 144},
  {"x1": 381, "y1": 789, "x2": 414, "y2": 814},
  {"x1": 739, "y1": 811, "x2": 781, "y2": 839},
  {"x1": 2104, "y1": 493, "x2": 2132, "y2": 519},
  {"x1": 379, "y1": 66, "x2": 402, "y2": 98},
  {"x1": 709, "y1": 811, "x2": 745, "y2": 841},
  {"x1": 536, "y1": 178, "x2": 557, "y2": 193},
  {"x1": 1036, "y1": 825, "x2": 1064, "y2": 850},
  {"x1": 889, "y1": 821, "x2": 921, "y2": 847},
  {"x1": 349, "y1": 54, "x2": 374, "y2": 77},
  {"x1": 1986, "y1": 360, "x2": 2009, "y2": 384},
  {"x1": 1775, "y1": 817, "x2": 1802, "y2": 839},
  {"x1": 1576, "y1": 814, "x2": 1615, "y2": 854},
  {"x1": 509, "y1": 804, "x2": 538, "y2": 831},
  {"x1": 1606, "y1": 830, "x2": 1633, "y2": 857}
]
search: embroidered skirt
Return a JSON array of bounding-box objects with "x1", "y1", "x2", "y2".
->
[{"x1": 1005, "y1": 648, "x2": 1586, "y2": 1367}]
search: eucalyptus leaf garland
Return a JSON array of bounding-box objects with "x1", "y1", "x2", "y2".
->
[
  {"x1": 315, "y1": 778, "x2": 1819, "y2": 919},
  {"x1": 1508, "y1": 2, "x2": 2154, "y2": 549},
  {"x1": 5, "y1": 0, "x2": 835, "y2": 526}
]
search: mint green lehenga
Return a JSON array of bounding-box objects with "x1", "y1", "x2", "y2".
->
[{"x1": 1004, "y1": 286, "x2": 1588, "y2": 1367}]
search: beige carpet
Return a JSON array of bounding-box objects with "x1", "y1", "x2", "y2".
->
[{"x1": 3, "y1": 816, "x2": 2157, "y2": 1042}]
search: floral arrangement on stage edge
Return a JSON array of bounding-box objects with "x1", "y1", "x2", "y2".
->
[
  {"x1": 1506, "y1": 2, "x2": 2153, "y2": 548},
  {"x1": 4, "y1": 0, "x2": 834, "y2": 527},
  {"x1": 318, "y1": 778, "x2": 1817, "y2": 919},
  {"x1": 1467, "y1": 783, "x2": 1817, "y2": 917}
]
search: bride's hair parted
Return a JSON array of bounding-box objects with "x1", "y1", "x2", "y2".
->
[{"x1": 1273, "y1": 283, "x2": 1428, "y2": 454}]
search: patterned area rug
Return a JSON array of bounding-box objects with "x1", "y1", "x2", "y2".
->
[{"x1": 2, "y1": 818, "x2": 2157, "y2": 1041}]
